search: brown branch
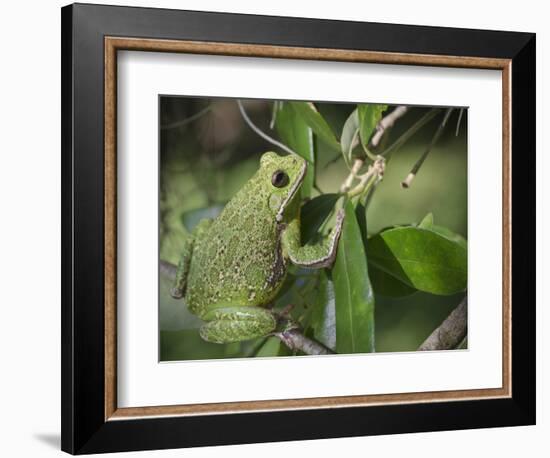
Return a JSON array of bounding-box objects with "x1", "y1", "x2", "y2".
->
[
  {"x1": 274, "y1": 329, "x2": 335, "y2": 355},
  {"x1": 160, "y1": 260, "x2": 332, "y2": 355},
  {"x1": 418, "y1": 296, "x2": 467, "y2": 351}
]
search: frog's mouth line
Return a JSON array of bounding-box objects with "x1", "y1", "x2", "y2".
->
[{"x1": 275, "y1": 159, "x2": 307, "y2": 223}]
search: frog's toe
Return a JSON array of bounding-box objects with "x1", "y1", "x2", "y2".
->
[{"x1": 170, "y1": 287, "x2": 184, "y2": 299}]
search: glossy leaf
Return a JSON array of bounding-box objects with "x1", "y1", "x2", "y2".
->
[
  {"x1": 368, "y1": 265, "x2": 417, "y2": 297},
  {"x1": 418, "y1": 213, "x2": 467, "y2": 250},
  {"x1": 311, "y1": 270, "x2": 336, "y2": 351},
  {"x1": 354, "y1": 201, "x2": 368, "y2": 245},
  {"x1": 275, "y1": 102, "x2": 315, "y2": 197},
  {"x1": 340, "y1": 109, "x2": 360, "y2": 167},
  {"x1": 332, "y1": 200, "x2": 375, "y2": 353},
  {"x1": 418, "y1": 212, "x2": 434, "y2": 228},
  {"x1": 357, "y1": 104, "x2": 387, "y2": 149},
  {"x1": 355, "y1": 204, "x2": 417, "y2": 297},
  {"x1": 428, "y1": 225, "x2": 467, "y2": 250},
  {"x1": 366, "y1": 226, "x2": 467, "y2": 295},
  {"x1": 255, "y1": 337, "x2": 282, "y2": 357},
  {"x1": 300, "y1": 193, "x2": 340, "y2": 244},
  {"x1": 289, "y1": 101, "x2": 341, "y2": 152}
]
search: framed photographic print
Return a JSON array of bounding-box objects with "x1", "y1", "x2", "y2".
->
[{"x1": 61, "y1": 3, "x2": 536, "y2": 454}]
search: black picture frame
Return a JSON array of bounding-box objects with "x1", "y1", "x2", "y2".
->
[{"x1": 61, "y1": 3, "x2": 536, "y2": 454}]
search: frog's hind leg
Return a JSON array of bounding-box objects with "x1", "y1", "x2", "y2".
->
[
  {"x1": 170, "y1": 218, "x2": 212, "y2": 299},
  {"x1": 200, "y1": 307, "x2": 277, "y2": 344}
]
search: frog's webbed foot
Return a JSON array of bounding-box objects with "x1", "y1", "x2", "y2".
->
[
  {"x1": 271, "y1": 303, "x2": 299, "y2": 327},
  {"x1": 200, "y1": 307, "x2": 277, "y2": 344},
  {"x1": 170, "y1": 287, "x2": 184, "y2": 300},
  {"x1": 270, "y1": 312, "x2": 301, "y2": 350}
]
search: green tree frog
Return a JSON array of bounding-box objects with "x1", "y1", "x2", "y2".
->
[{"x1": 171, "y1": 151, "x2": 344, "y2": 344}]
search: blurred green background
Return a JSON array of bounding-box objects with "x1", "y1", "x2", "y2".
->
[{"x1": 159, "y1": 96, "x2": 467, "y2": 361}]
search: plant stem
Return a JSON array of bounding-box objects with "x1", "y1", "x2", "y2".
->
[
  {"x1": 161, "y1": 104, "x2": 212, "y2": 130},
  {"x1": 455, "y1": 108, "x2": 465, "y2": 136},
  {"x1": 340, "y1": 158, "x2": 364, "y2": 193},
  {"x1": 237, "y1": 100, "x2": 297, "y2": 156},
  {"x1": 370, "y1": 105, "x2": 409, "y2": 148},
  {"x1": 346, "y1": 156, "x2": 385, "y2": 198},
  {"x1": 401, "y1": 108, "x2": 453, "y2": 188},
  {"x1": 379, "y1": 108, "x2": 441, "y2": 157}
]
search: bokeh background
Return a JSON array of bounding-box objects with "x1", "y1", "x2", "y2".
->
[{"x1": 159, "y1": 96, "x2": 467, "y2": 361}]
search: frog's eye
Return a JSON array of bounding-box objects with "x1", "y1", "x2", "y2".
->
[{"x1": 271, "y1": 170, "x2": 289, "y2": 188}]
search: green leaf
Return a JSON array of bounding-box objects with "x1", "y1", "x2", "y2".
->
[
  {"x1": 300, "y1": 193, "x2": 340, "y2": 244},
  {"x1": 332, "y1": 200, "x2": 375, "y2": 353},
  {"x1": 368, "y1": 265, "x2": 417, "y2": 297},
  {"x1": 357, "y1": 104, "x2": 387, "y2": 149},
  {"x1": 418, "y1": 212, "x2": 434, "y2": 228},
  {"x1": 289, "y1": 101, "x2": 341, "y2": 152},
  {"x1": 354, "y1": 203, "x2": 416, "y2": 298},
  {"x1": 275, "y1": 102, "x2": 315, "y2": 197},
  {"x1": 417, "y1": 213, "x2": 467, "y2": 250},
  {"x1": 366, "y1": 226, "x2": 467, "y2": 296},
  {"x1": 354, "y1": 202, "x2": 368, "y2": 245},
  {"x1": 311, "y1": 270, "x2": 336, "y2": 351},
  {"x1": 255, "y1": 337, "x2": 282, "y2": 357},
  {"x1": 340, "y1": 109, "x2": 360, "y2": 167},
  {"x1": 427, "y1": 225, "x2": 467, "y2": 250}
]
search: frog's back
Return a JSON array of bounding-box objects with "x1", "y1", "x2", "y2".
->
[{"x1": 185, "y1": 185, "x2": 287, "y2": 317}]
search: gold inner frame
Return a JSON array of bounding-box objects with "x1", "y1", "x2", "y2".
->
[{"x1": 104, "y1": 37, "x2": 512, "y2": 421}]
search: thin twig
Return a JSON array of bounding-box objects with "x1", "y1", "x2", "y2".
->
[
  {"x1": 237, "y1": 100, "x2": 297, "y2": 156},
  {"x1": 418, "y1": 296, "x2": 467, "y2": 351},
  {"x1": 340, "y1": 105, "x2": 418, "y2": 193},
  {"x1": 370, "y1": 106, "x2": 409, "y2": 148},
  {"x1": 340, "y1": 158, "x2": 364, "y2": 193},
  {"x1": 269, "y1": 101, "x2": 279, "y2": 129},
  {"x1": 161, "y1": 105, "x2": 211, "y2": 130},
  {"x1": 275, "y1": 329, "x2": 335, "y2": 355},
  {"x1": 380, "y1": 108, "x2": 441, "y2": 157},
  {"x1": 347, "y1": 156, "x2": 385, "y2": 199},
  {"x1": 455, "y1": 108, "x2": 465, "y2": 136},
  {"x1": 401, "y1": 108, "x2": 454, "y2": 188}
]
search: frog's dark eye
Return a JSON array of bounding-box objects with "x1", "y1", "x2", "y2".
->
[{"x1": 271, "y1": 170, "x2": 289, "y2": 188}]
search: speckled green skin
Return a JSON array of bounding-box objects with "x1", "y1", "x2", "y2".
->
[{"x1": 171, "y1": 152, "x2": 344, "y2": 344}]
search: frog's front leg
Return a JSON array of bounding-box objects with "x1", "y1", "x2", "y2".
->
[
  {"x1": 282, "y1": 209, "x2": 344, "y2": 268},
  {"x1": 200, "y1": 306, "x2": 277, "y2": 343},
  {"x1": 170, "y1": 219, "x2": 211, "y2": 299}
]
